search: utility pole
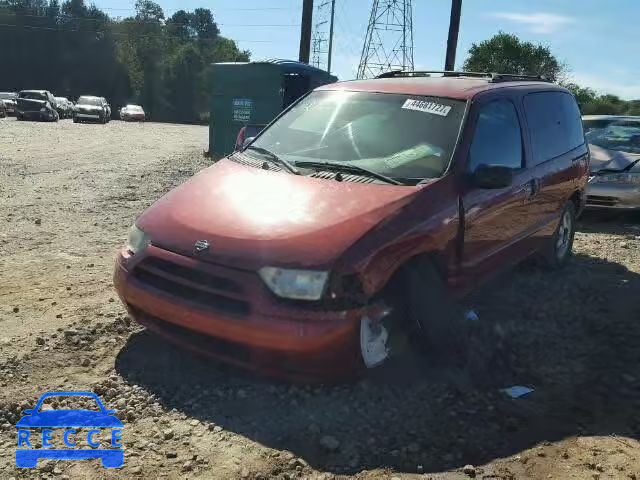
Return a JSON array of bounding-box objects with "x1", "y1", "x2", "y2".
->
[
  {"x1": 299, "y1": 0, "x2": 314, "y2": 64},
  {"x1": 444, "y1": 0, "x2": 462, "y2": 71},
  {"x1": 327, "y1": 0, "x2": 336, "y2": 73}
]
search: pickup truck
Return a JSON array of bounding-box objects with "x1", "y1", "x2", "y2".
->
[{"x1": 16, "y1": 90, "x2": 59, "y2": 122}]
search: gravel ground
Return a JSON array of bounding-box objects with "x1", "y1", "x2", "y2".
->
[{"x1": 0, "y1": 117, "x2": 639, "y2": 479}]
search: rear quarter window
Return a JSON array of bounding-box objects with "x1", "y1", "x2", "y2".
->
[{"x1": 523, "y1": 91, "x2": 584, "y2": 166}]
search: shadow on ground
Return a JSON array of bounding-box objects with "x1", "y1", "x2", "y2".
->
[
  {"x1": 578, "y1": 210, "x2": 640, "y2": 234},
  {"x1": 115, "y1": 252, "x2": 640, "y2": 475}
]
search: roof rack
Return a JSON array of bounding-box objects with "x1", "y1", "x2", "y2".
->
[{"x1": 375, "y1": 70, "x2": 551, "y2": 83}]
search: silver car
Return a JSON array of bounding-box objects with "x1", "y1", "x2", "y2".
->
[
  {"x1": 584, "y1": 115, "x2": 640, "y2": 210},
  {"x1": 0, "y1": 92, "x2": 18, "y2": 115}
]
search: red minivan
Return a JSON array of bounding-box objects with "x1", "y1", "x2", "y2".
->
[{"x1": 114, "y1": 72, "x2": 589, "y2": 380}]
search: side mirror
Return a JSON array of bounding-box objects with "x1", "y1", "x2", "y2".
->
[
  {"x1": 472, "y1": 165, "x2": 514, "y2": 189},
  {"x1": 242, "y1": 137, "x2": 255, "y2": 149}
]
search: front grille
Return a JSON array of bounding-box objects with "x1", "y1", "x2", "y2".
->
[
  {"x1": 587, "y1": 195, "x2": 618, "y2": 207},
  {"x1": 132, "y1": 257, "x2": 250, "y2": 316},
  {"x1": 131, "y1": 307, "x2": 252, "y2": 362}
]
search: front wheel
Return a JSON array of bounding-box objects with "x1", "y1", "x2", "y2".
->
[{"x1": 541, "y1": 201, "x2": 576, "y2": 269}]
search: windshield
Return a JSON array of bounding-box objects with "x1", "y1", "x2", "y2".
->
[
  {"x1": 19, "y1": 91, "x2": 47, "y2": 101},
  {"x1": 0, "y1": 92, "x2": 16, "y2": 100},
  {"x1": 585, "y1": 120, "x2": 640, "y2": 154},
  {"x1": 126, "y1": 105, "x2": 143, "y2": 112},
  {"x1": 250, "y1": 90, "x2": 466, "y2": 181},
  {"x1": 78, "y1": 96, "x2": 102, "y2": 106}
]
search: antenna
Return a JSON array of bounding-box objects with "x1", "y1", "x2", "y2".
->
[{"x1": 357, "y1": 0, "x2": 414, "y2": 79}]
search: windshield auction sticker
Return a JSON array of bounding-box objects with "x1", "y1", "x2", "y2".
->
[
  {"x1": 401, "y1": 98, "x2": 451, "y2": 116},
  {"x1": 15, "y1": 391, "x2": 123, "y2": 469}
]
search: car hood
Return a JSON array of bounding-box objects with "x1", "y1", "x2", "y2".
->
[
  {"x1": 589, "y1": 144, "x2": 640, "y2": 173},
  {"x1": 16, "y1": 409, "x2": 123, "y2": 427},
  {"x1": 77, "y1": 104, "x2": 102, "y2": 110},
  {"x1": 137, "y1": 158, "x2": 420, "y2": 270}
]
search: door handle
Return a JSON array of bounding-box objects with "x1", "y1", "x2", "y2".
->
[
  {"x1": 529, "y1": 178, "x2": 540, "y2": 196},
  {"x1": 516, "y1": 179, "x2": 540, "y2": 202}
]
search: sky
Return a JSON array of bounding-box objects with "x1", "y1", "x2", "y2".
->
[{"x1": 92, "y1": 0, "x2": 640, "y2": 100}]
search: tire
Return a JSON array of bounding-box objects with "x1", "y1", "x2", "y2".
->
[
  {"x1": 541, "y1": 201, "x2": 576, "y2": 269},
  {"x1": 403, "y1": 257, "x2": 469, "y2": 366}
]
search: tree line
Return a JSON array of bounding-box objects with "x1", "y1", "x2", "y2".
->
[
  {"x1": 0, "y1": 0, "x2": 250, "y2": 122},
  {"x1": 463, "y1": 33, "x2": 640, "y2": 116}
]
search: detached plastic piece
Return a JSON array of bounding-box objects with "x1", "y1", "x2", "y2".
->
[
  {"x1": 465, "y1": 310, "x2": 480, "y2": 322},
  {"x1": 360, "y1": 313, "x2": 390, "y2": 368},
  {"x1": 501, "y1": 385, "x2": 534, "y2": 398}
]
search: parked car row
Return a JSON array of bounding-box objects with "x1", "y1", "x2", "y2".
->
[{"x1": 0, "y1": 89, "x2": 145, "y2": 123}]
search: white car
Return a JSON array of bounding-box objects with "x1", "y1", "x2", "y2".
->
[{"x1": 120, "y1": 105, "x2": 145, "y2": 122}]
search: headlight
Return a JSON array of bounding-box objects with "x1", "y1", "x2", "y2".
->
[
  {"x1": 127, "y1": 224, "x2": 151, "y2": 254},
  {"x1": 591, "y1": 172, "x2": 640, "y2": 185},
  {"x1": 40, "y1": 107, "x2": 47, "y2": 112},
  {"x1": 259, "y1": 267, "x2": 329, "y2": 300}
]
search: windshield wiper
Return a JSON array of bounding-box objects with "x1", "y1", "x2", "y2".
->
[
  {"x1": 244, "y1": 145, "x2": 299, "y2": 174},
  {"x1": 295, "y1": 161, "x2": 403, "y2": 185}
]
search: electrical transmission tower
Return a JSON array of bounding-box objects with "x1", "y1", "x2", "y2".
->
[
  {"x1": 311, "y1": 0, "x2": 336, "y2": 72},
  {"x1": 357, "y1": 0, "x2": 414, "y2": 79}
]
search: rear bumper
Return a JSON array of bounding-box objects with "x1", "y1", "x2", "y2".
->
[
  {"x1": 113, "y1": 247, "x2": 365, "y2": 381},
  {"x1": 586, "y1": 182, "x2": 640, "y2": 210}
]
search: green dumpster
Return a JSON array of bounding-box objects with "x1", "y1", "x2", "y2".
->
[{"x1": 209, "y1": 59, "x2": 337, "y2": 157}]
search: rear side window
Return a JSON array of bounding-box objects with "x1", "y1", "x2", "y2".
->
[
  {"x1": 468, "y1": 100, "x2": 523, "y2": 171},
  {"x1": 524, "y1": 91, "x2": 584, "y2": 165}
]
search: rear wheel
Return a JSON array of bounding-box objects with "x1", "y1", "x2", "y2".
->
[{"x1": 541, "y1": 201, "x2": 576, "y2": 269}]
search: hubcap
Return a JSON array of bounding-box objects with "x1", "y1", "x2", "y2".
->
[{"x1": 555, "y1": 210, "x2": 572, "y2": 258}]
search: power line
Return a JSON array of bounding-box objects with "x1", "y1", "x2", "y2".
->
[
  {"x1": 0, "y1": 5, "x2": 301, "y2": 13},
  {"x1": 0, "y1": 12, "x2": 299, "y2": 28},
  {"x1": 0, "y1": 22, "x2": 278, "y2": 42}
]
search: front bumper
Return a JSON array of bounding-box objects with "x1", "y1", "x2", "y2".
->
[
  {"x1": 114, "y1": 246, "x2": 366, "y2": 381},
  {"x1": 75, "y1": 113, "x2": 101, "y2": 119},
  {"x1": 586, "y1": 182, "x2": 640, "y2": 210}
]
